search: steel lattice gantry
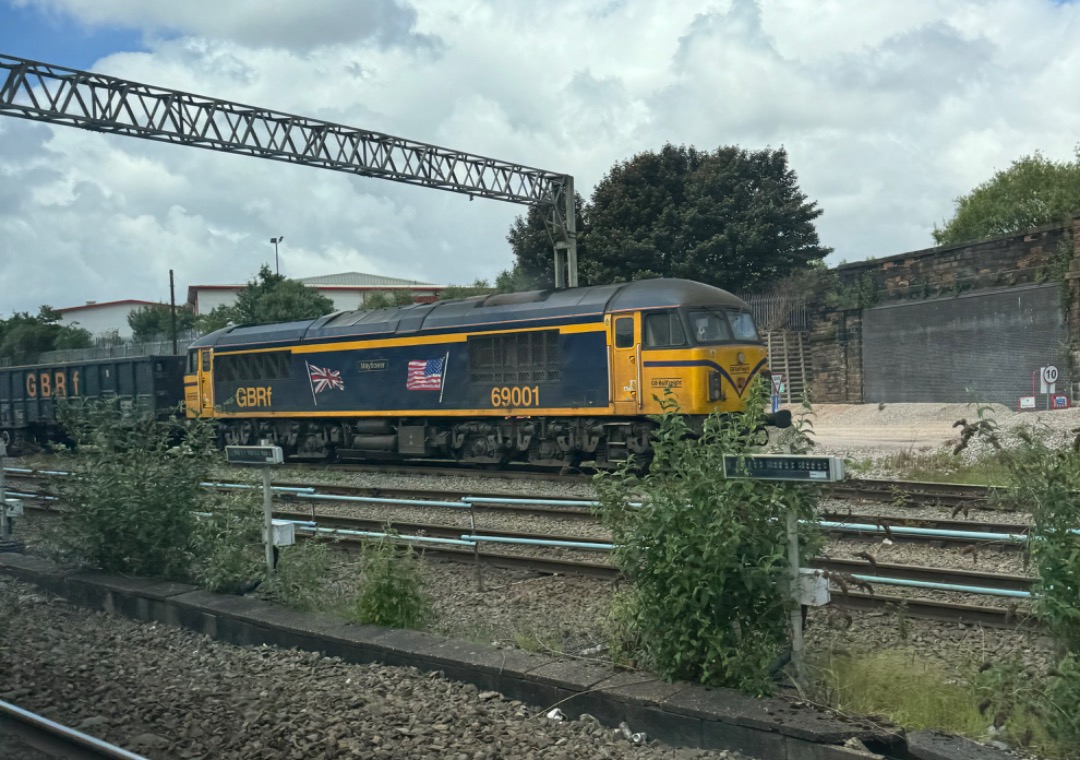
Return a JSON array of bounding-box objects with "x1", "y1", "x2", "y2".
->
[{"x1": 0, "y1": 54, "x2": 578, "y2": 287}]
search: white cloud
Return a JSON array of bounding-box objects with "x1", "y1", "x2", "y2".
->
[{"x1": 2, "y1": 0, "x2": 1080, "y2": 315}]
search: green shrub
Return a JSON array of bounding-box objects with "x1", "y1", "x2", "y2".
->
[
  {"x1": 191, "y1": 491, "x2": 264, "y2": 593},
  {"x1": 268, "y1": 538, "x2": 335, "y2": 613},
  {"x1": 594, "y1": 383, "x2": 820, "y2": 693},
  {"x1": 351, "y1": 535, "x2": 432, "y2": 630},
  {"x1": 50, "y1": 401, "x2": 216, "y2": 578}
]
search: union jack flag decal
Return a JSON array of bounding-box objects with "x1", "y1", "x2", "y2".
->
[{"x1": 306, "y1": 362, "x2": 345, "y2": 401}]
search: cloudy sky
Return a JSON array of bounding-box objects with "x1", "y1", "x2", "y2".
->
[{"x1": 1, "y1": 0, "x2": 1078, "y2": 315}]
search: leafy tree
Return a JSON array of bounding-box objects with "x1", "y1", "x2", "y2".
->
[
  {"x1": 234, "y1": 266, "x2": 336, "y2": 324},
  {"x1": 362, "y1": 290, "x2": 416, "y2": 309},
  {"x1": 194, "y1": 305, "x2": 236, "y2": 335},
  {"x1": 933, "y1": 149, "x2": 1080, "y2": 246},
  {"x1": 505, "y1": 193, "x2": 587, "y2": 290},
  {"x1": 127, "y1": 303, "x2": 197, "y2": 343},
  {"x1": 437, "y1": 279, "x2": 496, "y2": 301},
  {"x1": 0, "y1": 306, "x2": 91, "y2": 364},
  {"x1": 585, "y1": 144, "x2": 830, "y2": 292},
  {"x1": 194, "y1": 266, "x2": 335, "y2": 331}
]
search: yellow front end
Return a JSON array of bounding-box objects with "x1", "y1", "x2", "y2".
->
[{"x1": 639, "y1": 344, "x2": 770, "y2": 416}]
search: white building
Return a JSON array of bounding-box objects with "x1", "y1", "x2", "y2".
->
[
  {"x1": 56, "y1": 299, "x2": 159, "y2": 339},
  {"x1": 187, "y1": 272, "x2": 445, "y2": 315}
]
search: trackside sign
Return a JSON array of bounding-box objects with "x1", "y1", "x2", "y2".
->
[{"x1": 722, "y1": 454, "x2": 845, "y2": 482}]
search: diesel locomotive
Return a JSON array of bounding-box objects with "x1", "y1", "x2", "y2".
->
[{"x1": 183, "y1": 278, "x2": 789, "y2": 468}]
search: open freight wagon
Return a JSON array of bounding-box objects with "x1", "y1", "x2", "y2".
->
[{"x1": 0, "y1": 355, "x2": 185, "y2": 450}]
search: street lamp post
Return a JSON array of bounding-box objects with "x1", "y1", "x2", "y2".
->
[{"x1": 270, "y1": 236, "x2": 283, "y2": 274}]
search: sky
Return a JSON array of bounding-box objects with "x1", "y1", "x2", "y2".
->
[{"x1": 0, "y1": 0, "x2": 1078, "y2": 315}]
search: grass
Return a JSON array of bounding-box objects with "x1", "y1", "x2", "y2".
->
[
  {"x1": 846, "y1": 447, "x2": 1016, "y2": 488},
  {"x1": 813, "y1": 650, "x2": 1069, "y2": 757},
  {"x1": 813, "y1": 650, "x2": 985, "y2": 735}
]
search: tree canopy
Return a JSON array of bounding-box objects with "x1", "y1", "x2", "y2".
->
[
  {"x1": 933, "y1": 149, "x2": 1080, "y2": 246},
  {"x1": 196, "y1": 266, "x2": 335, "y2": 332},
  {"x1": 505, "y1": 144, "x2": 830, "y2": 293},
  {"x1": 127, "y1": 303, "x2": 197, "y2": 343},
  {"x1": 0, "y1": 306, "x2": 92, "y2": 364}
]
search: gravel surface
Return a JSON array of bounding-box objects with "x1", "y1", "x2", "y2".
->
[
  {"x1": 0, "y1": 575, "x2": 755, "y2": 760},
  {"x1": 3, "y1": 402, "x2": 1071, "y2": 757}
]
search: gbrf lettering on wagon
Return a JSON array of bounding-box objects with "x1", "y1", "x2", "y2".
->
[{"x1": 185, "y1": 278, "x2": 790, "y2": 468}]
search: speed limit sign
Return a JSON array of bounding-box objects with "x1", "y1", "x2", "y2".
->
[{"x1": 1043, "y1": 365, "x2": 1059, "y2": 385}]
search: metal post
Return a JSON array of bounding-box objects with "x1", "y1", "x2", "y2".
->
[
  {"x1": 0, "y1": 439, "x2": 8, "y2": 539},
  {"x1": 787, "y1": 509, "x2": 806, "y2": 690},
  {"x1": 469, "y1": 506, "x2": 483, "y2": 591},
  {"x1": 169, "y1": 269, "x2": 178, "y2": 355},
  {"x1": 262, "y1": 466, "x2": 275, "y2": 576},
  {"x1": 564, "y1": 176, "x2": 578, "y2": 288},
  {"x1": 270, "y1": 236, "x2": 283, "y2": 275}
]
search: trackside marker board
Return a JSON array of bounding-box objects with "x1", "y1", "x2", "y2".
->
[
  {"x1": 224, "y1": 444, "x2": 284, "y2": 577},
  {"x1": 722, "y1": 454, "x2": 845, "y2": 482},
  {"x1": 226, "y1": 445, "x2": 284, "y2": 466}
]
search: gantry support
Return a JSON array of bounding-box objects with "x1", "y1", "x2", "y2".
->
[{"x1": 0, "y1": 54, "x2": 578, "y2": 287}]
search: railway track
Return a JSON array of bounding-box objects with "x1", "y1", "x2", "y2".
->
[
  {"x1": 4, "y1": 465, "x2": 1039, "y2": 628},
  {"x1": 0, "y1": 700, "x2": 146, "y2": 759}
]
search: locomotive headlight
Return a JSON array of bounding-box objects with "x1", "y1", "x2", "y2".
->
[{"x1": 708, "y1": 372, "x2": 724, "y2": 401}]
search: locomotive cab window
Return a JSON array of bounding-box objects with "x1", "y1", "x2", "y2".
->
[
  {"x1": 614, "y1": 317, "x2": 634, "y2": 348},
  {"x1": 728, "y1": 310, "x2": 759, "y2": 342},
  {"x1": 688, "y1": 310, "x2": 734, "y2": 344},
  {"x1": 187, "y1": 351, "x2": 198, "y2": 373},
  {"x1": 644, "y1": 311, "x2": 687, "y2": 348}
]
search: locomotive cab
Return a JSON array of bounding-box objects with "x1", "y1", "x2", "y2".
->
[
  {"x1": 184, "y1": 346, "x2": 215, "y2": 418},
  {"x1": 608, "y1": 300, "x2": 772, "y2": 420}
]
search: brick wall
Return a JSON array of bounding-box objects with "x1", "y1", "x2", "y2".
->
[{"x1": 807, "y1": 214, "x2": 1080, "y2": 403}]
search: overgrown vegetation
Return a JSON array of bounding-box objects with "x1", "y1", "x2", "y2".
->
[
  {"x1": 45, "y1": 401, "x2": 433, "y2": 632},
  {"x1": 49, "y1": 401, "x2": 216, "y2": 578},
  {"x1": 816, "y1": 651, "x2": 985, "y2": 734},
  {"x1": 351, "y1": 534, "x2": 432, "y2": 630},
  {"x1": 824, "y1": 272, "x2": 878, "y2": 310},
  {"x1": 594, "y1": 383, "x2": 819, "y2": 693},
  {"x1": 862, "y1": 409, "x2": 1080, "y2": 755},
  {"x1": 190, "y1": 490, "x2": 264, "y2": 593}
]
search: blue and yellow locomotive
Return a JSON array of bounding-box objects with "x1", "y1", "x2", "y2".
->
[{"x1": 185, "y1": 278, "x2": 788, "y2": 467}]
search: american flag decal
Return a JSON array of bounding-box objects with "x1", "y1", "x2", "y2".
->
[
  {"x1": 406, "y1": 357, "x2": 445, "y2": 391},
  {"x1": 307, "y1": 363, "x2": 345, "y2": 393}
]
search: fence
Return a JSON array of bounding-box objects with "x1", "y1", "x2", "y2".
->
[
  {"x1": 739, "y1": 294, "x2": 809, "y2": 333},
  {"x1": 0, "y1": 329, "x2": 200, "y2": 367}
]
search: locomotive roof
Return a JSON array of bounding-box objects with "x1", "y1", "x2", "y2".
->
[{"x1": 190, "y1": 278, "x2": 749, "y2": 350}]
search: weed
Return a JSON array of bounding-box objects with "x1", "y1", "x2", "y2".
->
[
  {"x1": 191, "y1": 490, "x2": 264, "y2": 593},
  {"x1": 813, "y1": 650, "x2": 984, "y2": 735},
  {"x1": 351, "y1": 535, "x2": 432, "y2": 630},
  {"x1": 267, "y1": 538, "x2": 336, "y2": 613}
]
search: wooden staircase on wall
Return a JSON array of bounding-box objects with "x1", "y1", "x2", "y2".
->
[{"x1": 764, "y1": 331, "x2": 809, "y2": 405}]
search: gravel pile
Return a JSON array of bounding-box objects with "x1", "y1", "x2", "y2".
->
[
  {"x1": 800, "y1": 402, "x2": 1080, "y2": 467},
  {"x1": 0, "y1": 575, "x2": 754, "y2": 760}
]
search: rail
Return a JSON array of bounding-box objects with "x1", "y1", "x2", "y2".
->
[{"x1": 0, "y1": 699, "x2": 147, "y2": 759}]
